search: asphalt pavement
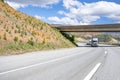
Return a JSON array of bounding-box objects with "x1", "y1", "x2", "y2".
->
[{"x1": 0, "y1": 44, "x2": 120, "y2": 80}]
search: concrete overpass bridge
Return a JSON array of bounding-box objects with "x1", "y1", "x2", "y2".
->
[{"x1": 54, "y1": 24, "x2": 120, "y2": 32}]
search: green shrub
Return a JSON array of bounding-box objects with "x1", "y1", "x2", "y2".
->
[
  {"x1": 18, "y1": 29, "x2": 21, "y2": 33},
  {"x1": 6, "y1": 29, "x2": 8, "y2": 32},
  {"x1": 19, "y1": 40, "x2": 22, "y2": 43},
  {"x1": 9, "y1": 31, "x2": 11, "y2": 34},
  {"x1": 61, "y1": 32, "x2": 77, "y2": 45},
  {"x1": 0, "y1": 35, "x2": 1, "y2": 40},
  {"x1": 20, "y1": 34, "x2": 23, "y2": 37},
  {"x1": 14, "y1": 30, "x2": 17, "y2": 33},
  {"x1": 1, "y1": 0, "x2": 4, "y2": 2},
  {"x1": 14, "y1": 36, "x2": 18, "y2": 43},
  {"x1": 30, "y1": 37, "x2": 33, "y2": 41},
  {"x1": 3, "y1": 33, "x2": 7, "y2": 40},
  {"x1": 4, "y1": 26, "x2": 6, "y2": 29},
  {"x1": 32, "y1": 31, "x2": 36, "y2": 35},
  {"x1": 27, "y1": 40, "x2": 34, "y2": 46},
  {"x1": 12, "y1": 26, "x2": 14, "y2": 29}
]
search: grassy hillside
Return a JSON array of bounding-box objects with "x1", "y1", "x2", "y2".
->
[{"x1": 0, "y1": 1, "x2": 75, "y2": 55}]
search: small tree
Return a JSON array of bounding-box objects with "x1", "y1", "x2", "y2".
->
[{"x1": 14, "y1": 36, "x2": 18, "y2": 43}]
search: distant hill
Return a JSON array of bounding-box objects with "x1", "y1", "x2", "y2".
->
[
  {"x1": 51, "y1": 24, "x2": 64, "y2": 27},
  {"x1": 0, "y1": 1, "x2": 75, "y2": 55},
  {"x1": 103, "y1": 32, "x2": 120, "y2": 37}
]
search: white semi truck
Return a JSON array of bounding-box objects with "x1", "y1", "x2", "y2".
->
[{"x1": 91, "y1": 38, "x2": 98, "y2": 47}]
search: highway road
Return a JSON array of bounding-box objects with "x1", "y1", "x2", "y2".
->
[{"x1": 0, "y1": 45, "x2": 120, "y2": 80}]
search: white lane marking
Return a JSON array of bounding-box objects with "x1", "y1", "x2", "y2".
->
[
  {"x1": 105, "y1": 51, "x2": 107, "y2": 55},
  {"x1": 84, "y1": 63, "x2": 101, "y2": 80},
  {"x1": 0, "y1": 50, "x2": 85, "y2": 75}
]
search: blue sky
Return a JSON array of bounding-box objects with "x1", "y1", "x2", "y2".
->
[{"x1": 5, "y1": 0, "x2": 120, "y2": 25}]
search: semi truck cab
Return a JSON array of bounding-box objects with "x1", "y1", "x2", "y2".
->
[{"x1": 91, "y1": 38, "x2": 98, "y2": 47}]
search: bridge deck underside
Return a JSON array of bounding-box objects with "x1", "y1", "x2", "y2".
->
[{"x1": 55, "y1": 24, "x2": 120, "y2": 32}]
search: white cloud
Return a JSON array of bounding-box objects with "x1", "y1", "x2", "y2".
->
[
  {"x1": 5, "y1": 0, "x2": 60, "y2": 9},
  {"x1": 48, "y1": 16, "x2": 89, "y2": 25},
  {"x1": 48, "y1": 0, "x2": 120, "y2": 25},
  {"x1": 5, "y1": 0, "x2": 120, "y2": 24},
  {"x1": 5, "y1": 1, "x2": 27, "y2": 9},
  {"x1": 107, "y1": 14, "x2": 120, "y2": 21},
  {"x1": 58, "y1": 10, "x2": 65, "y2": 15},
  {"x1": 63, "y1": 0, "x2": 82, "y2": 9},
  {"x1": 117, "y1": 21, "x2": 120, "y2": 23},
  {"x1": 35, "y1": 15, "x2": 45, "y2": 20}
]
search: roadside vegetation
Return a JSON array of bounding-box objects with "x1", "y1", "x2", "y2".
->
[
  {"x1": 0, "y1": 42, "x2": 69, "y2": 55},
  {"x1": 61, "y1": 32, "x2": 77, "y2": 46}
]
